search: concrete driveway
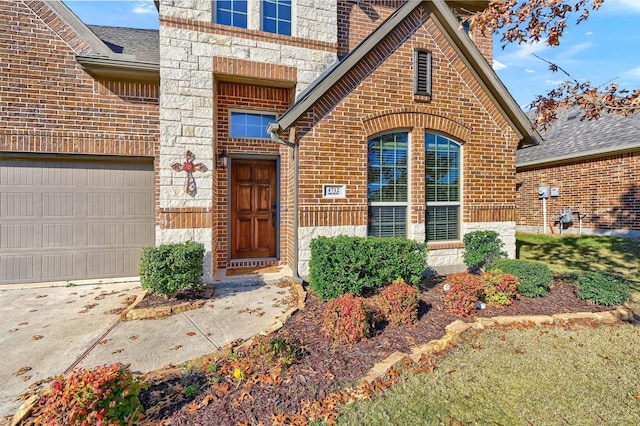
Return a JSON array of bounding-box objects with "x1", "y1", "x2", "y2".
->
[{"x1": 0, "y1": 277, "x2": 295, "y2": 419}]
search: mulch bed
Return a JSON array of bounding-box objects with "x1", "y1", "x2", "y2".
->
[
  {"x1": 139, "y1": 277, "x2": 615, "y2": 426},
  {"x1": 135, "y1": 287, "x2": 209, "y2": 310}
]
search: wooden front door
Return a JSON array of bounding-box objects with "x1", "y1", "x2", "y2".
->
[{"x1": 230, "y1": 159, "x2": 277, "y2": 259}]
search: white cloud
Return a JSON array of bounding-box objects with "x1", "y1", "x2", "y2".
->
[
  {"x1": 602, "y1": 0, "x2": 640, "y2": 13},
  {"x1": 492, "y1": 59, "x2": 507, "y2": 71},
  {"x1": 525, "y1": 69, "x2": 535, "y2": 73},
  {"x1": 512, "y1": 40, "x2": 548, "y2": 60},
  {"x1": 585, "y1": 31, "x2": 594, "y2": 36},
  {"x1": 132, "y1": 1, "x2": 155, "y2": 15},
  {"x1": 621, "y1": 66, "x2": 640, "y2": 80},
  {"x1": 543, "y1": 79, "x2": 565, "y2": 85}
]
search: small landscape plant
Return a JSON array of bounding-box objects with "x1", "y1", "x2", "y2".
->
[
  {"x1": 36, "y1": 363, "x2": 145, "y2": 425},
  {"x1": 444, "y1": 271, "x2": 519, "y2": 316},
  {"x1": 309, "y1": 236, "x2": 427, "y2": 300},
  {"x1": 322, "y1": 293, "x2": 371, "y2": 344},
  {"x1": 489, "y1": 258, "x2": 552, "y2": 298},
  {"x1": 138, "y1": 241, "x2": 205, "y2": 297},
  {"x1": 462, "y1": 230, "x2": 506, "y2": 271},
  {"x1": 576, "y1": 271, "x2": 630, "y2": 306},
  {"x1": 378, "y1": 278, "x2": 419, "y2": 325}
]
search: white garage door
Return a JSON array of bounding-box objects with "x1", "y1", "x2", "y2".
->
[{"x1": 0, "y1": 155, "x2": 155, "y2": 285}]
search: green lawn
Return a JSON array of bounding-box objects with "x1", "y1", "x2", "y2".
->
[
  {"x1": 338, "y1": 324, "x2": 640, "y2": 425},
  {"x1": 516, "y1": 233, "x2": 640, "y2": 301}
]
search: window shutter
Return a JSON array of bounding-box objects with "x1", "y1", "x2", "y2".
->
[{"x1": 414, "y1": 49, "x2": 432, "y2": 97}]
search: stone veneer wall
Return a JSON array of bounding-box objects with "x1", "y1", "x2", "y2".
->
[{"x1": 158, "y1": 0, "x2": 338, "y2": 279}]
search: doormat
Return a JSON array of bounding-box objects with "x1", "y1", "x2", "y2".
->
[{"x1": 226, "y1": 266, "x2": 280, "y2": 276}]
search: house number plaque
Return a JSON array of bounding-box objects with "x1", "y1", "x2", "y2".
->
[{"x1": 322, "y1": 184, "x2": 346, "y2": 199}]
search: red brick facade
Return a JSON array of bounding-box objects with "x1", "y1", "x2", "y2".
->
[
  {"x1": 516, "y1": 152, "x2": 640, "y2": 234},
  {"x1": 295, "y1": 8, "x2": 519, "y2": 250}
]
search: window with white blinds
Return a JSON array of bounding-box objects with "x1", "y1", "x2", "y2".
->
[
  {"x1": 367, "y1": 132, "x2": 408, "y2": 238},
  {"x1": 425, "y1": 133, "x2": 461, "y2": 241}
]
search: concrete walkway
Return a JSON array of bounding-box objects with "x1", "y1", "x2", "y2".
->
[{"x1": 0, "y1": 274, "x2": 295, "y2": 419}]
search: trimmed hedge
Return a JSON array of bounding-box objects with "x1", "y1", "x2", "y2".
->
[
  {"x1": 576, "y1": 271, "x2": 630, "y2": 306},
  {"x1": 138, "y1": 241, "x2": 205, "y2": 297},
  {"x1": 462, "y1": 230, "x2": 506, "y2": 270},
  {"x1": 489, "y1": 258, "x2": 553, "y2": 298},
  {"x1": 309, "y1": 236, "x2": 427, "y2": 300}
]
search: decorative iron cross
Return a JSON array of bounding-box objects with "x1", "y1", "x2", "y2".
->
[{"x1": 172, "y1": 150, "x2": 207, "y2": 196}]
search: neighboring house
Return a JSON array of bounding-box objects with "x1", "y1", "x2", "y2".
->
[
  {"x1": 0, "y1": 1, "x2": 159, "y2": 285},
  {"x1": 1, "y1": 0, "x2": 537, "y2": 285},
  {"x1": 516, "y1": 107, "x2": 640, "y2": 237}
]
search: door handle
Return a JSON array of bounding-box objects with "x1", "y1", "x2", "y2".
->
[{"x1": 271, "y1": 210, "x2": 276, "y2": 226}]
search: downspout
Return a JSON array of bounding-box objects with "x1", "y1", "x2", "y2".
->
[{"x1": 268, "y1": 124, "x2": 304, "y2": 284}]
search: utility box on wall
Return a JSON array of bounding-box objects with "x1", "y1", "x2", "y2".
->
[
  {"x1": 538, "y1": 186, "x2": 550, "y2": 199},
  {"x1": 550, "y1": 187, "x2": 560, "y2": 197}
]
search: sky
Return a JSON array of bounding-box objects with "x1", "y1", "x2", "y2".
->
[{"x1": 63, "y1": 0, "x2": 640, "y2": 110}]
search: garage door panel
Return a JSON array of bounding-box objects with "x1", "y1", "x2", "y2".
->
[
  {"x1": 0, "y1": 157, "x2": 155, "y2": 285},
  {"x1": 1, "y1": 255, "x2": 34, "y2": 281}
]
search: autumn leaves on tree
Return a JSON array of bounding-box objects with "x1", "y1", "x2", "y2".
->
[{"x1": 468, "y1": 0, "x2": 639, "y2": 129}]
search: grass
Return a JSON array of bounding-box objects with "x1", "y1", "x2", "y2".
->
[
  {"x1": 337, "y1": 324, "x2": 640, "y2": 425},
  {"x1": 516, "y1": 233, "x2": 640, "y2": 302}
]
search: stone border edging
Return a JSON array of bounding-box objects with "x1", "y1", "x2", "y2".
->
[
  {"x1": 119, "y1": 287, "x2": 215, "y2": 321},
  {"x1": 360, "y1": 306, "x2": 635, "y2": 384}
]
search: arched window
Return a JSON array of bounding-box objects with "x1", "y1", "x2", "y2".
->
[
  {"x1": 367, "y1": 132, "x2": 408, "y2": 238},
  {"x1": 425, "y1": 133, "x2": 461, "y2": 241}
]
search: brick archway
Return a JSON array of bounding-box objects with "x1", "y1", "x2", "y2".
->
[{"x1": 361, "y1": 109, "x2": 472, "y2": 142}]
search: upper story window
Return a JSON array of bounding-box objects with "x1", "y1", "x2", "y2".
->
[
  {"x1": 425, "y1": 133, "x2": 461, "y2": 242},
  {"x1": 367, "y1": 132, "x2": 409, "y2": 238},
  {"x1": 230, "y1": 112, "x2": 276, "y2": 139},
  {"x1": 215, "y1": 0, "x2": 248, "y2": 28},
  {"x1": 263, "y1": 0, "x2": 292, "y2": 36}
]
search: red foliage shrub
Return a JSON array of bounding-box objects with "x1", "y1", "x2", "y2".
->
[
  {"x1": 379, "y1": 279, "x2": 419, "y2": 325},
  {"x1": 444, "y1": 271, "x2": 520, "y2": 316},
  {"x1": 36, "y1": 363, "x2": 145, "y2": 425},
  {"x1": 322, "y1": 293, "x2": 371, "y2": 344},
  {"x1": 444, "y1": 272, "x2": 484, "y2": 316},
  {"x1": 482, "y1": 270, "x2": 519, "y2": 307}
]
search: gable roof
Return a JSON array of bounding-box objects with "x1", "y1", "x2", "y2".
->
[
  {"x1": 88, "y1": 25, "x2": 160, "y2": 64},
  {"x1": 517, "y1": 107, "x2": 640, "y2": 168},
  {"x1": 268, "y1": 0, "x2": 539, "y2": 148},
  {"x1": 44, "y1": 1, "x2": 159, "y2": 82}
]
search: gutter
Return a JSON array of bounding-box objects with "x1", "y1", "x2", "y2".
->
[
  {"x1": 76, "y1": 56, "x2": 160, "y2": 83},
  {"x1": 517, "y1": 142, "x2": 640, "y2": 169},
  {"x1": 267, "y1": 124, "x2": 304, "y2": 284}
]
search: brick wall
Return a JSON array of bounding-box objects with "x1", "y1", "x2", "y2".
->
[
  {"x1": 293, "y1": 5, "x2": 519, "y2": 271},
  {"x1": 516, "y1": 152, "x2": 640, "y2": 234}
]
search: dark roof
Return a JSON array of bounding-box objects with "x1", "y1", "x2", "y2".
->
[
  {"x1": 516, "y1": 107, "x2": 640, "y2": 167},
  {"x1": 88, "y1": 25, "x2": 159, "y2": 64},
  {"x1": 269, "y1": 0, "x2": 539, "y2": 148}
]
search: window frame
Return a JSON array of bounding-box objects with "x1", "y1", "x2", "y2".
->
[
  {"x1": 367, "y1": 131, "x2": 410, "y2": 239},
  {"x1": 229, "y1": 110, "x2": 278, "y2": 140},
  {"x1": 214, "y1": 0, "x2": 249, "y2": 29},
  {"x1": 425, "y1": 132, "x2": 462, "y2": 242},
  {"x1": 262, "y1": 0, "x2": 292, "y2": 36}
]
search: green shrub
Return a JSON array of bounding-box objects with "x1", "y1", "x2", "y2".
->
[
  {"x1": 36, "y1": 363, "x2": 145, "y2": 425},
  {"x1": 378, "y1": 279, "x2": 420, "y2": 325},
  {"x1": 576, "y1": 272, "x2": 630, "y2": 306},
  {"x1": 309, "y1": 236, "x2": 427, "y2": 300},
  {"x1": 138, "y1": 241, "x2": 205, "y2": 297},
  {"x1": 462, "y1": 230, "x2": 506, "y2": 271},
  {"x1": 322, "y1": 293, "x2": 371, "y2": 344},
  {"x1": 489, "y1": 258, "x2": 552, "y2": 298}
]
